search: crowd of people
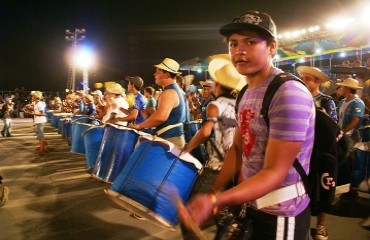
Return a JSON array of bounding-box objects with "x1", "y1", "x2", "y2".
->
[{"x1": 1, "y1": 9, "x2": 370, "y2": 240}]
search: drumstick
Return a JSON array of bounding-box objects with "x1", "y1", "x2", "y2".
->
[{"x1": 173, "y1": 195, "x2": 207, "y2": 240}]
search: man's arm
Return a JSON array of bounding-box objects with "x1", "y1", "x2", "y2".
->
[{"x1": 183, "y1": 104, "x2": 218, "y2": 153}]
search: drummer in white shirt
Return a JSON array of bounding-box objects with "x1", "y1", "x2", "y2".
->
[{"x1": 102, "y1": 83, "x2": 129, "y2": 126}]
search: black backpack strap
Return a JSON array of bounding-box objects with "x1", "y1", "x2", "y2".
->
[
  {"x1": 261, "y1": 73, "x2": 303, "y2": 127},
  {"x1": 293, "y1": 159, "x2": 310, "y2": 192},
  {"x1": 235, "y1": 84, "x2": 248, "y2": 115}
]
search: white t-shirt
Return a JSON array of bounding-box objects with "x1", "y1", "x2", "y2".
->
[
  {"x1": 102, "y1": 96, "x2": 129, "y2": 126},
  {"x1": 34, "y1": 101, "x2": 47, "y2": 124}
]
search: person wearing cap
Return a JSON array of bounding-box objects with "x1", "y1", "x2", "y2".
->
[
  {"x1": 182, "y1": 11, "x2": 315, "y2": 240},
  {"x1": 336, "y1": 78, "x2": 365, "y2": 200},
  {"x1": 189, "y1": 80, "x2": 214, "y2": 121},
  {"x1": 130, "y1": 58, "x2": 186, "y2": 148},
  {"x1": 116, "y1": 76, "x2": 146, "y2": 125},
  {"x1": 297, "y1": 66, "x2": 338, "y2": 122},
  {"x1": 102, "y1": 82, "x2": 129, "y2": 126},
  {"x1": 297, "y1": 66, "x2": 339, "y2": 239},
  {"x1": 90, "y1": 90, "x2": 106, "y2": 120},
  {"x1": 30, "y1": 91, "x2": 48, "y2": 156},
  {"x1": 1, "y1": 97, "x2": 14, "y2": 137}
]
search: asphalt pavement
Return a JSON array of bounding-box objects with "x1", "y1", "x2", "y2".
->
[{"x1": 0, "y1": 118, "x2": 369, "y2": 240}]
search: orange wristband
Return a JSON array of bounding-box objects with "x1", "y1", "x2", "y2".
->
[{"x1": 209, "y1": 193, "x2": 219, "y2": 215}]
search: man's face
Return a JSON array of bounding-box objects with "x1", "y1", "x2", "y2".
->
[
  {"x1": 301, "y1": 73, "x2": 320, "y2": 94},
  {"x1": 154, "y1": 68, "x2": 167, "y2": 86},
  {"x1": 127, "y1": 81, "x2": 134, "y2": 92},
  {"x1": 202, "y1": 86, "x2": 211, "y2": 99},
  {"x1": 228, "y1": 31, "x2": 276, "y2": 76}
]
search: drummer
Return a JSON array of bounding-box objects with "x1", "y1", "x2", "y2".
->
[
  {"x1": 130, "y1": 58, "x2": 186, "y2": 148},
  {"x1": 102, "y1": 83, "x2": 130, "y2": 126},
  {"x1": 184, "y1": 57, "x2": 245, "y2": 170}
]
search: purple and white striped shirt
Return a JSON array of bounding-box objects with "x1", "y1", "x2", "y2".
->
[{"x1": 237, "y1": 68, "x2": 315, "y2": 217}]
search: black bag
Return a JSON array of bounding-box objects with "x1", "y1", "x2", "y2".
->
[
  {"x1": 214, "y1": 203, "x2": 253, "y2": 240},
  {"x1": 236, "y1": 72, "x2": 348, "y2": 216}
]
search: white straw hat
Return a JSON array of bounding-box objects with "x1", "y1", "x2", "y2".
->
[{"x1": 154, "y1": 58, "x2": 180, "y2": 74}]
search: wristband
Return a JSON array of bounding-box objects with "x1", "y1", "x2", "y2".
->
[{"x1": 209, "y1": 193, "x2": 219, "y2": 215}]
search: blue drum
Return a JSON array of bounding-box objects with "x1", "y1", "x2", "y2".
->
[
  {"x1": 106, "y1": 136, "x2": 202, "y2": 228},
  {"x1": 92, "y1": 124, "x2": 141, "y2": 183},
  {"x1": 71, "y1": 121, "x2": 100, "y2": 154},
  {"x1": 83, "y1": 125, "x2": 104, "y2": 171},
  {"x1": 51, "y1": 113, "x2": 61, "y2": 128}
]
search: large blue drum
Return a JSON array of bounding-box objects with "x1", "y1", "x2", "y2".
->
[
  {"x1": 83, "y1": 125, "x2": 105, "y2": 171},
  {"x1": 71, "y1": 119, "x2": 100, "y2": 154},
  {"x1": 92, "y1": 124, "x2": 141, "y2": 183},
  {"x1": 106, "y1": 136, "x2": 202, "y2": 228}
]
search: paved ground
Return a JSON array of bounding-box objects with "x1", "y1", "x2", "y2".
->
[{"x1": 0, "y1": 118, "x2": 369, "y2": 240}]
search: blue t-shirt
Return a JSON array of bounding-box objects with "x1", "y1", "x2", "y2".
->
[{"x1": 133, "y1": 92, "x2": 146, "y2": 124}]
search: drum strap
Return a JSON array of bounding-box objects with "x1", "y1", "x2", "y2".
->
[{"x1": 155, "y1": 122, "x2": 183, "y2": 136}]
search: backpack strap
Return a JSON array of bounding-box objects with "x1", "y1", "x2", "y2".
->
[
  {"x1": 235, "y1": 84, "x2": 248, "y2": 115},
  {"x1": 261, "y1": 72, "x2": 303, "y2": 127}
]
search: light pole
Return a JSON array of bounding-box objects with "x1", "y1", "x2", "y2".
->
[{"x1": 65, "y1": 28, "x2": 85, "y2": 93}]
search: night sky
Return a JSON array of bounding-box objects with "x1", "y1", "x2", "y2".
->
[{"x1": 0, "y1": 0, "x2": 363, "y2": 92}]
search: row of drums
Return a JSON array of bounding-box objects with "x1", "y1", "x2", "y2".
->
[{"x1": 50, "y1": 112, "x2": 205, "y2": 229}]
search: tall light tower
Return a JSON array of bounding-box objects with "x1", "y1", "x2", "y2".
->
[{"x1": 65, "y1": 28, "x2": 86, "y2": 93}]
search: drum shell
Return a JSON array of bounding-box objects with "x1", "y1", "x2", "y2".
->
[
  {"x1": 110, "y1": 139, "x2": 200, "y2": 226},
  {"x1": 92, "y1": 124, "x2": 139, "y2": 183},
  {"x1": 83, "y1": 125, "x2": 105, "y2": 169},
  {"x1": 71, "y1": 122, "x2": 99, "y2": 154}
]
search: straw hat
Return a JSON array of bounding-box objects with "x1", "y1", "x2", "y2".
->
[
  {"x1": 208, "y1": 57, "x2": 246, "y2": 91},
  {"x1": 296, "y1": 66, "x2": 329, "y2": 83},
  {"x1": 337, "y1": 78, "x2": 363, "y2": 89},
  {"x1": 199, "y1": 80, "x2": 214, "y2": 88},
  {"x1": 32, "y1": 91, "x2": 43, "y2": 99},
  {"x1": 154, "y1": 58, "x2": 180, "y2": 74},
  {"x1": 106, "y1": 82, "x2": 124, "y2": 94}
]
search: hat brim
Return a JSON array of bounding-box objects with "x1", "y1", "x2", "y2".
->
[
  {"x1": 154, "y1": 63, "x2": 180, "y2": 74},
  {"x1": 336, "y1": 82, "x2": 362, "y2": 89},
  {"x1": 208, "y1": 58, "x2": 246, "y2": 91},
  {"x1": 220, "y1": 23, "x2": 274, "y2": 38},
  {"x1": 199, "y1": 81, "x2": 213, "y2": 88},
  {"x1": 296, "y1": 66, "x2": 329, "y2": 83}
]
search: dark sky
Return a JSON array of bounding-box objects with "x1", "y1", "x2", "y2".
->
[{"x1": 0, "y1": 0, "x2": 363, "y2": 92}]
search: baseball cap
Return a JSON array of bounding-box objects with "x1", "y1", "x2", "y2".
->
[
  {"x1": 220, "y1": 10, "x2": 277, "y2": 38},
  {"x1": 125, "y1": 76, "x2": 144, "y2": 88}
]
